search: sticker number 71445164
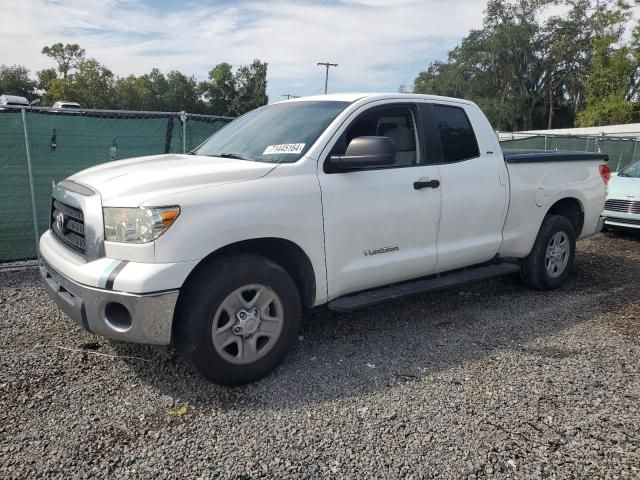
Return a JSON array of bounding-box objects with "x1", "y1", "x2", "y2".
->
[{"x1": 263, "y1": 143, "x2": 305, "y2": 155}]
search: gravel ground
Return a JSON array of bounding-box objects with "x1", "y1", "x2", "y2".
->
[{"x1": 1, "y1": 232, "x2": 639, "y2": 479}]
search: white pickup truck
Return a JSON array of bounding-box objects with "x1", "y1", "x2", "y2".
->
[{"x1": 40, "y1": 93, "x2": 610, "y2": 385}]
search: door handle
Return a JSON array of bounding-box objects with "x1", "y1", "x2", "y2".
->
[{"x1": 413, "y1": 179, "x2": 440, "y2": 190}]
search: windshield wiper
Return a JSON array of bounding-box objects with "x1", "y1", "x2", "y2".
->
[{"x1": 215, "y1": 152, "x2": 256, "y2": 161}]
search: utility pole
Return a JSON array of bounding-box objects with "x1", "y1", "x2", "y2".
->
[
  {"x1": 317, "y1": 62, "x2": 338, "y2": 94},
  {"x1": 281, "y1": 94, "x2": 299, "y2": 99}
]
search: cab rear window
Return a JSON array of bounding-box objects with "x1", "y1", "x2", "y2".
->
[{"x1": 433, "y1": 105, "x2": 480, "y2": 163}]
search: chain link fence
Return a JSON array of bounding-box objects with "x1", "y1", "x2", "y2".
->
[
  {"x1": 0, "y1": 106, "x2": 232, "y2": 262},
  {"x1": 3, "y1": 109, "x2": 637, "y2": 262},
  {"x1": 499, "y1": 133, "x2": 640, "y2": 172}
]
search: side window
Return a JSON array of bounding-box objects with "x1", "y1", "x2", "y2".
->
[
  {"x1": 332, "y1": 106, "x2": 420, "y2": 168},
  {"x1": 433, "y1": 105, "x2": 479, "y2": 163}
]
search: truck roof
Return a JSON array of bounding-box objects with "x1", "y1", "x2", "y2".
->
[{"x1": 279, "y1": 92, "x2": 476, "y2": 106}]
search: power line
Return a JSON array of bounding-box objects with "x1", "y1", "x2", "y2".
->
[{"x1": 317, "y1": 62, "x2": 338, "y2": 94}]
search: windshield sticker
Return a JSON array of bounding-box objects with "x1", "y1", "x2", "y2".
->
[{"x1": 263, "y1": 143, "x2": 305, "y2": 155}]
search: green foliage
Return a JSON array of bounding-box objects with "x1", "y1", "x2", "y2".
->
[
  {"x1": 199, "y1": 63, "x2": 236, "y2": 116},
  {"x1": 36, "y1": 68, "x2": 57, "y2": 91},
  {"x1": 113, "y1": 75, "x2": 155, "y2": 111},
  {"x1": 414, "y1": 0, "x2": 637, "y2": 131},
  {"x1": 43, "y1": 58, "x2": 115, "y2": 108},
  {"x1": 163, "y1": 71, "x2": 200, "y2": 112},
  {"x1": 31, "y1": 42, "x2": 269, "y2": 114},
  {"x1": 415, "y1": 0, "x2": 546, "y2": 130},
  {"x1": 577, "y1": 30, "x2": 640, "y2": 126},
  {"x1": 230, "y1": 60, "x2": 268, "y2": 116},
  {"x1": 198, "y1": 60, "x2": 268, "y2": 116},
  {"x1": 0, "y1": 65, "x2": 37, "y2": 99}
]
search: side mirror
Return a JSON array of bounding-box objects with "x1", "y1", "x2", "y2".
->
[{"x1": 329, "y1": 136, "x2": 395, "y2": 170}]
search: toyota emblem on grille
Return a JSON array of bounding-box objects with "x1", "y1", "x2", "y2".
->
[{"x1": 55, "y1": 211, "x2": 65, "y2": 232}]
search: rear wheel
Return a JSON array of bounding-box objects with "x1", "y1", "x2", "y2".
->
[
  {"x1": 175, "y1": 253, "x2": 301, "y2": 385},
  {"x1": 521, "y1": 215, "x2": 576, "y2": 290}
]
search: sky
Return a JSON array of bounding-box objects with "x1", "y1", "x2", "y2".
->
[{"x1": 0, "y1": 0, "x2": 490, "y2": 102}]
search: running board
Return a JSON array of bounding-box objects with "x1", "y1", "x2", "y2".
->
[{"x1": 328, "y1": 262, "x2": 521, "y2": 312}]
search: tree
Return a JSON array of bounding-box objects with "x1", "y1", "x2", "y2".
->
[
  {"x1": 36, "y1": 68, "x2": 58, "y2": 91},
  {"x1": 414, "y1": 0, "x2": 545, "y2": 131},
  {"x1": 541, "y1": 2, "x2": 593, "y2": 128},
  {"x1": 0, "y1": 65, "x2": 37, "y2": 99},
  {"x1": 41, "y1": 43, "x2": 86, "y2": 78},
  {"x1": 114, "y1": 74, "x2": 155, "y2": 110},
  {"x1": 71, "y1": 59, "x2": 115, "y2": 108},
  {"x1": 199, "y1": 63, "x2": 236, "y2": 116},
  {"x1": 163, "y1": 70, "x2": 200, "y2": 112},
  {"x1": 231, "y1": 60, "x2": 268, "y2": 116},
  {"x1": 43, "y1": 58, "x2": 115, "y2": 108},
  {"x1": 576, "y1": 1, "x2": 639, "y2": 125},
  {"x1": 143, "y1": 68, "x2": 169, "y2": 110},
  {"x1": 413, "y1": 0, "x2": 635, "y2": 130},
  {"x1": 576, "y1": 38, "x2": 639, "y2": 125},
  {"x1": 34, "y1": 41, "x2": 268, "y2": 113}
]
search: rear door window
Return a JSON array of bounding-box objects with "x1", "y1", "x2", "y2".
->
[{"x1": 433, "y1": 105, "x2": 480, "y2": 163}]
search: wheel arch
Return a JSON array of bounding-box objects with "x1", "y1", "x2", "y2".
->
[
  {"x1": 178, "y1": 237, "x2": 317, "y2": 309},
  {"x1": 545, "y1": 197, "x2": 584, "y2": 237}
]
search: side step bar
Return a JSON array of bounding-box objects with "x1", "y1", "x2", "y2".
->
[{"x1": 328, "y1": 262, "x2": 521, "y2": 312}]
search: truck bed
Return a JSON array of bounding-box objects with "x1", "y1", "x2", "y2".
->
[{"x1": 503, "y1": 149, "x2": 609, "y2": 163}]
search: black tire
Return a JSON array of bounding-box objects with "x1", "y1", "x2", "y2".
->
[
  {"x1": 520, "y1": 214, "x2": 576, "y2": 290},
  {"x1": 174, "y1": 253, "x2": 301, "y2": 386}
]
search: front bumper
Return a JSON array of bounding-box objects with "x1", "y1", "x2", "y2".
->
[
  {"x1": 602, "y1": 211, "x2": 640, "y2": 229},
  {"x1": 40, "y1": 258, "x2": 179, "y2": 345}
]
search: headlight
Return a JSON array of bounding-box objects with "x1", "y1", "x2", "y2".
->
[{"x1": 103, "y1": 206, "x2": 180, "y2": 243}]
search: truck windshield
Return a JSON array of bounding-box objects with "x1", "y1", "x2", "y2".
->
[
  {"x1": 195, "y1": 101, "x2": 350, "y2": 163},
  {"x1": 618, "y1": 159, "x2": 640, "y2": 178}
]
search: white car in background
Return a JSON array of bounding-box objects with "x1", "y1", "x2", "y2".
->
[
  {"x1": 0, "y1": 94, "x2": 29, "y2": 108},
  {"x1": 52, "y1": 101, "x2": 82, "y2": 110},
  {"x1": 603, "y1": 159, "x2": 640, "y2": 230}
]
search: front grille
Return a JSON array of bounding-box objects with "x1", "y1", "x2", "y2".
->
[
  {"x1": 604, "y1": 199, "x2": 640, "y2": 214},
  {"x1": 51, "y1": 199, "x2": 86, "y2": 255}
]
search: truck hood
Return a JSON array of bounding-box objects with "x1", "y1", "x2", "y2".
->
[
  {"x1": 68, "y1": 154, "x2": 277, "y2": 206},
  {"x1": 608, "y1": 175, "x2": 640, "y2": 200}
]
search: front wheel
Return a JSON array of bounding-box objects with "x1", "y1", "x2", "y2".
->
[
  {"x1": 520, "y1": 215, "x2": 576, "y2": 290},
  {"x1": 174, "y1": 254, "x2": 301, "y2": 386}
]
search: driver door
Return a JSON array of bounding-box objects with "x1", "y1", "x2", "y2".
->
[{"x1": 318, "y1": 101, "x2": 442, "y2": 299}]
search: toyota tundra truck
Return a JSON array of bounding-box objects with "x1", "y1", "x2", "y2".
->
[{"x1": 39, "y1": 93, "x2": 610, "y2": 385}]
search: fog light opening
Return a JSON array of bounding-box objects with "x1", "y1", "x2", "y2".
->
[{"x1": 104, "y1": 302, "x2": 132, "y2": 332}]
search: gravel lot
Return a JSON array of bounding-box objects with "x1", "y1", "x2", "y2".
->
[{"x1": 1, "y1": 232, "x2": 639, "y2": 479}]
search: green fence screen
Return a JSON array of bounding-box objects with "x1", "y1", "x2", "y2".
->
[
  {"x1": 500, "y1": 135, "x2": 639, "y2": 172},
  {"x1": 0, "y1": 108, "x2": 232, "y2": 261},
  {"x1": 0, "y1": 112, "x2": 32, "y2": 262}
]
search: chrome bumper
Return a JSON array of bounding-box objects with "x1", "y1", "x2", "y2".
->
[
  {"x1": 602, "y1": 213, "x2": 640, "y2": 229},
  {"x1": 40, "y1": 259, "x2": 179, "y2": 345}
]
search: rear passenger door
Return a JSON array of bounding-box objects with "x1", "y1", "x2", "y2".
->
[{"x1": 420, "y1": 102, "x2": 509, "y2": 272}]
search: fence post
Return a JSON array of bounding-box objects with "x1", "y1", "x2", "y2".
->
[
  {"x1": 181, "y1": 111, "x2": 187, "y2": 154},
  {"x1": 544, "y1": 135, "x2": 548, "y2": 150},
  {"x1": 21, "y1": 108, "x2": 40, "y2": 260}
]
